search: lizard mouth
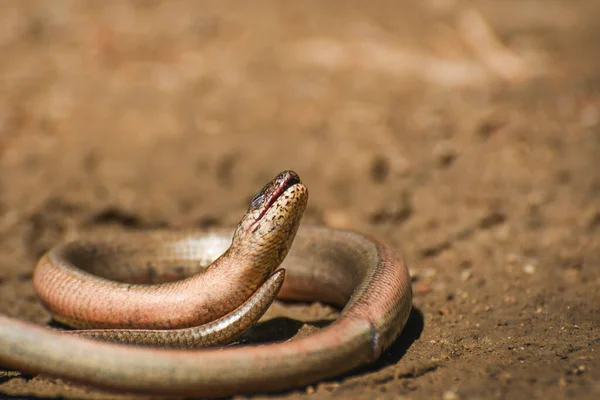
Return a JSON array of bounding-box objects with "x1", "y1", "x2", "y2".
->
[{"x1": 255, "y1": 171, "x2": 301, "y2": 224}]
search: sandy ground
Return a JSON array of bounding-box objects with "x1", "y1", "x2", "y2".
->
[{"x1": 0, "y1": 1, "x2": 598, "y2": 399}]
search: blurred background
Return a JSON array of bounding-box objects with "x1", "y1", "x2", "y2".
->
[{"x1": 0, "y1": 1, "x2": 598, "y2": 399}]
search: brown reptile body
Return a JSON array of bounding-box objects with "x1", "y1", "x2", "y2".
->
[
  {"x1": 0, "y1": 171, "x2": 412, "y2": 397},
  {"x1": 33, "y1": 171, "x2": 307, "y2": 333}
]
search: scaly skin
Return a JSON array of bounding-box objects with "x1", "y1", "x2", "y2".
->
[
  {"x1": 33, "y1": 170, "x2": 307, "y2": 330},
  {"x1": 0, "y1": 171, "x2": 413, "y2": 398},
  {"x1": 68, "y1": 269, "x2": 286, "y2": 348}
]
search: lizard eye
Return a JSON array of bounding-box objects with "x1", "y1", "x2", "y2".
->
[{"x1": 250, "y1": 192, "x2": 265, "y2": 210}]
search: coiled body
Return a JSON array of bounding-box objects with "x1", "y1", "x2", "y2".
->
[{"x1": 0, "y1": 226, "x2": 412, "y2": 397}]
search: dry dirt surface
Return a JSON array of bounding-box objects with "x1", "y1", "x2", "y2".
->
[{"x1": 0, "y1": 1, "x2": 599, "y2": 399}]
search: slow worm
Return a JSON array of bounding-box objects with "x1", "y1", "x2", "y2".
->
[{"x1": 0, "y1": 171, "x2": 412, "y2": 397}]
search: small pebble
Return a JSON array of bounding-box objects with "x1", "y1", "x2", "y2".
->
[
  {"x1": 523, "y1": 264, "x2": 536, "y2": 275},
  {"x1": 460, "y1": 269, "x2": 472, "y2": 281},
  {"x1": 415, "y1": 283, "x2": 432, "y2": 294},
  {"x1": 422, "y1": 268, "x2": 437, "y2": 278},
  {"x1": 443, "y1": 390, "x2": 459, "y2": 400}
]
